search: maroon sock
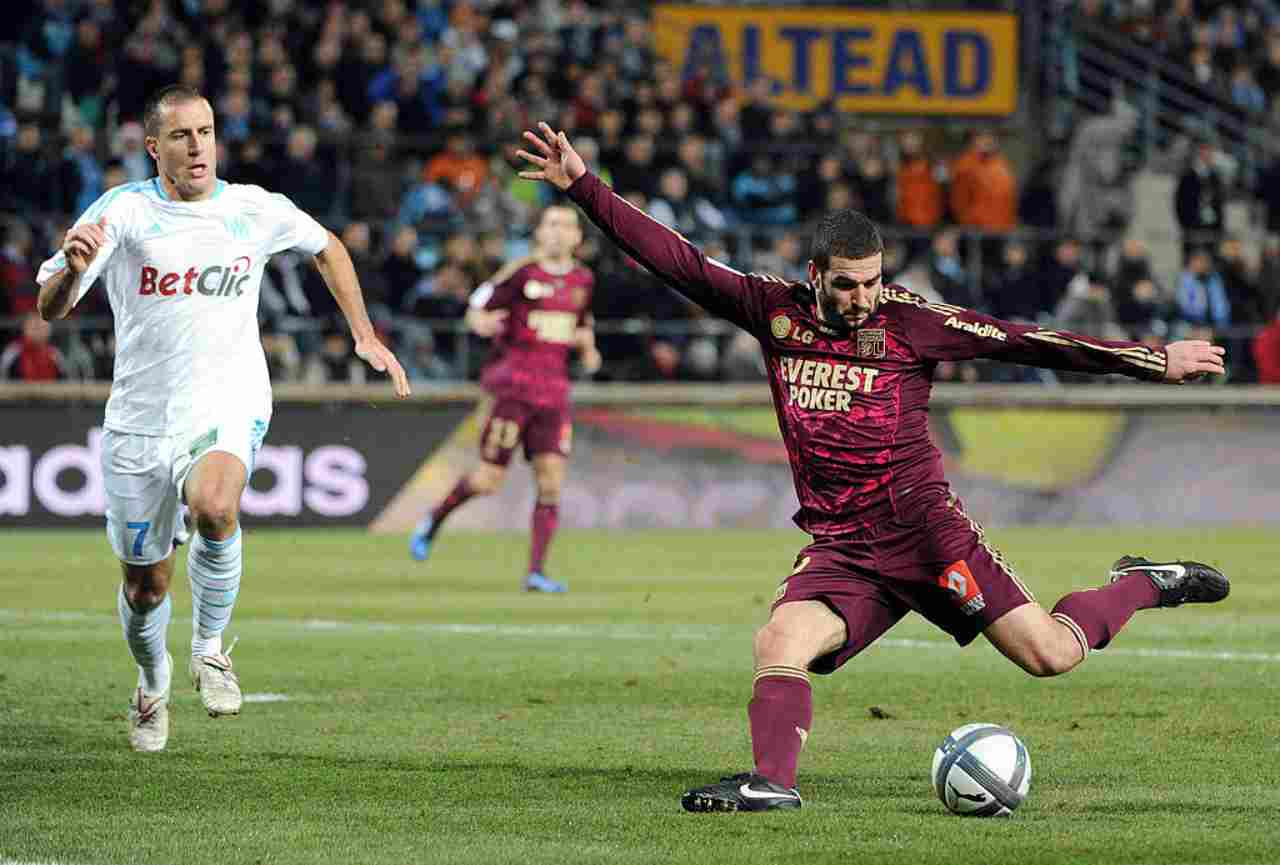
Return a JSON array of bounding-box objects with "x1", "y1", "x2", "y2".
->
[
  {"x1": 528, "y1": 503, "x2": 559, "y2": 574},
  {"x1": 748, "y1": 668, "x2": 812, "y2": 789},
  {"x1": 429, "y1": 478, "x2": 476, "y2": 536},
  {"x1": 1050, "y1": 572, "x2": 1160, "y2": 652}
]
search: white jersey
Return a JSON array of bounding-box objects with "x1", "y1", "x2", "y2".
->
[{"x1": 37, "y1": 178, "x2": 329, "y2": 435}]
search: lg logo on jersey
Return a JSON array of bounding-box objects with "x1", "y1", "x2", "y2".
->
[{"x1": 138, "y1": 256, "x2": 252, "y2": 298}]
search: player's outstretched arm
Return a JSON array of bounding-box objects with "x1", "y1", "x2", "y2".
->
[
  {"x1": 313, "y1": 231, "x2": 411, "y2": 398},
  {"x1": 515, "y1": 122, "x2": 768, "y2": 333},
  {"x1": 901, "y1": 299, "x2": 1185, "y2": 382}
]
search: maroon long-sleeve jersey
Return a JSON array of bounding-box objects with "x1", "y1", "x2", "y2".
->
[
  {"x1": 471, "y1": 261, "x2": 594, "y2": 408},
  {"x1": 567, "y1": 172, "x2": 1167, "y2": 536}
]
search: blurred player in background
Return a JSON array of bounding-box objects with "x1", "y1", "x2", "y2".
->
[
  {"x1": 516, "y1": 122, "x2": 1230, "y2": 811},
  {"x1": 36, "y1": 85, "x2": 410, "y2": 753},
  {"x1": 409, "y1": 205, "x2": 600, "y2": 592}
]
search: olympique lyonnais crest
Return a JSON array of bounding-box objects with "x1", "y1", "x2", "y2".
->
[
  {"x1": 771, "y1": 314, "x2": 792, "y2": 340},
  {"x1": 857, "y1": 328, "x2": 886, "y2": 358}
]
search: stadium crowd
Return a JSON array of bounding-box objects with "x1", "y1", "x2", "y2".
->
[{"x1": 3, "y1": 0, "x2": 1280, "y2": 384}]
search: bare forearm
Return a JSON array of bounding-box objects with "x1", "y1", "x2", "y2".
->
[
  {"x1": 314, "y1": 234, "x2": 375, "y2": 341},
  {"x1": 37, "y1": 268, "x2": 81, "y2": 321}
]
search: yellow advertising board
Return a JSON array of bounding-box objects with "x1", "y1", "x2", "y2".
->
[{"x1": 652, "y1": 6, "x2": 1019, "y2": 115}]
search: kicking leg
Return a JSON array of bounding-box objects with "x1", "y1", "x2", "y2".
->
[
  {"x1": 185, "y1": 450, "x2": 248, "y2": 717},
  {"x1": 987, "y1": 555, "x2": 1229, "y2": 675}
]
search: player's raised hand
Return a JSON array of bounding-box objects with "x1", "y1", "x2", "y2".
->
[
  {"x1": 355, "y1": 336, "x2": 412, "y2": 398},
  {"x1": 516, "y1": 122, "x2": 586, "y2": 191},
  {"x1": 62, "y1": 217, "x2": 109, "y2": 275},
  {"x1": 1163, "y1": 339, "x2": 1226, "y2": 382}
]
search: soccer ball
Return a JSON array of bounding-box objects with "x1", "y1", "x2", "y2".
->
[{"x1": 931, "y1": 723, "x2": 1031, "y2": 817}]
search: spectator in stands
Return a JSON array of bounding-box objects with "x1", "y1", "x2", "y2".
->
[
  {"x1": 113, "y1": 122, "x2": 150, "y2": 183},
  {"x1": 610, "y1": 134, "x2": 658, "y2": 199},
  {"x1": 949, "y1": 130, "x2": 1017, "y2": 231},
  {"x1": 66, "y1": 17, "x2": 110, "y2": 125},
  {"x1": 1, "y1": 216, "x2": 38, "y2": 317},
  {"x1": 1218, "y1": 236, "x2": 1263, "y2": 326},
  {"x1": 987, "y1": 239, "x2": 1042, "y2": 323},
  {"x1": 59, "y1": 124, "x2": 103, "y2": 215},
  {"x1": 383, "y1": 225, "x2": 424, "y2": 313},
  {"x1": 307, "y1": 324, "x2": 366, "y2": 384},
  {"x1": 1, "y1": 121, "x2": 62, "y2": 214},
  {"x1": 1, "y1": 312, "x2": 65, "y2": 382},
  {"x1": 1229, "y1": 63, "x2": 1266, "y2": 113},
  {"x1": 1112, "y1": 239, "x2": 1169, "y2": 339},
  {"x1": 350, "y1": 134, "x2": 403, "y2": 223},
  {"x1": 1054, "y1": 271, "x2": 1123, "y2": 341},
  {"x1": 1036, "y1": 237, "x2": 1086, "y2": 315},
  {"x1": 1256, "y1": 27, "x2": 1280, "y2": 103},
  {"x1": 276, "y1": 125, "x2": 338, "y2": 224},
  {"x1": 1175, "y1": 248, "x2": 1231, "y2": 331},
  {"x1": 752, "y1": 232, "x2": 806, "y2": 283},
  {"x1": 1252, "y1": 311, "x2": 1280, "y2": 384},
  {"x1": 853, "y1": 150, "x2": 891, "y2": 226},
  {"x1": 1258, "y1": 235, "x2": 1280, "y2": 322},
  {"x1": 1058, "y1": 97, "x2": 1138, "y2": 251},
  {"x1": 1255, "y1": 141, "x2": 1280, "y2": 234},
  {"x1": 102, "y1": 160, "x2": 127, "y2": 192},
  {"x1": 732, "y1": 154, "x2": 797, "y2": 226},
  {"x1": 1018, "y1": 155, "x2": 1059, "y2": 230},
  {"x1": 927, "y1": 229, "x2": 980, "y2": 308},
  {"x1": 894, "y1": 131, "x2": 944, "y2": 236},
  {"x1": 1175, "y1": 138, "x2": 1226, "y2": 255},
  {"x1": 797, "y1": 155, "x2": 848, "y2": 221},
  {"x1": 647, "y1": 166, "x2": 727, "y2": 242}
]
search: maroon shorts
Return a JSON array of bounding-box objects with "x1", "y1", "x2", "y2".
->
[
  {"x1": 479, "y1": 397, "x2": 572, "y2": 466},
  {"x1": 773, "y1": 492, "x2": 1037, "y2": 674}
]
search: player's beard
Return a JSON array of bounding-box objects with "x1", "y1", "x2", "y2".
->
[{"x1": 815, "y1": 283, "x2": 853, "y2": 335}]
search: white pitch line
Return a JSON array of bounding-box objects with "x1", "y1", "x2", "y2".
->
[{"x1": 2, "y1": 610, "x2": 1279, "y2": 663}]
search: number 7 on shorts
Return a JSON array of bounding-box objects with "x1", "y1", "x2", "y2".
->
[{"x1": 126, "y1": 521, "x2": 151, "y2": 559}]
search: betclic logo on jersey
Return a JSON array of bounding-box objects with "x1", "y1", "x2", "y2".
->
[{"x1": 138, "y1": 256, "x2": 253, "y2": 298}]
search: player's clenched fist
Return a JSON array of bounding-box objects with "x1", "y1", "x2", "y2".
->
[{"x1": 62, "y1": 217, "x2": 110, "y2": 274}]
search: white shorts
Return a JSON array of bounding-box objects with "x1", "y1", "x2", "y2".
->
[{"x1": 102, "y1": 416, "x2": 269, "y2": 564}]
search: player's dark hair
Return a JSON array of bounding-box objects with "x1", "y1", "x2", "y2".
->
[
  {"x1": 144, "y1": 84, "x2": 208, "y2": 137},
  {"x1": 810, "y1": 209, "x2": 883, "y2": 269}
]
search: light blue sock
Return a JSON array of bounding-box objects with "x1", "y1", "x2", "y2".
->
[
  {"x1": 188, "y1": 527, "x2": 242, "y2": 657},
  {"x1": 117, "y1": 586, "x2": 172, "y2": 695}
]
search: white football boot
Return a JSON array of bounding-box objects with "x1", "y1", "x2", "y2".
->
[
  {"x1": 189, "y1": 638, "x2": 242, "y2": 717},
  {"x1": 128, "y1": 653, "x2": 172, "y2": 753}
]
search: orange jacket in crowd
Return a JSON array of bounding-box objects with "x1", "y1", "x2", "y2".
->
[
  {"x1": 949, "y1": 148, "x2": 1017, "y2": 230},
  {"x1": 895, "y1": 157, "x2": 944, "y2": 227},
  {"x1": 423, "y1": 153, "x2": 490, "y2": 201}
]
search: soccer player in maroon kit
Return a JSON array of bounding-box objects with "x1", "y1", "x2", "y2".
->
[
  {"x1": 410, "y1": 205, "x2": 600, "y2": 592},
  {"x1": 516, "y1": 122, "x2": 1232, "y2": 810}
]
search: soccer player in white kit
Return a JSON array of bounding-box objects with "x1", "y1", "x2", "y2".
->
[{"x1": 36, "y1": 85, "x2": 411, "y2": 752}]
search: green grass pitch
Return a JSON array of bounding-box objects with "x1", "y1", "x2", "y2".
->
[{"x1": 2, "y1": 527, "x2": 1278, "y2": 865}]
